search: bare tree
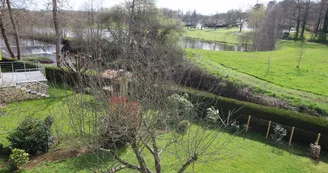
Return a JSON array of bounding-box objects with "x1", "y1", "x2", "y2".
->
[
  {"x1": 295, "y1": 0, "x2": 302, "y2": 39},
  {"x1": 314, "y1": 0, "x2": 326, "y2": 37},
  {"x1": 0, "y1": 1, "x2": 14, "y2": 58},
  {"x1": 248, "y1": 4, "x2": 265, "y2": 50},
  {"x1": 249, "y1": 2, "x2": 284, "y2": 51},
  {"x1": 320, "y1": 6, "x2": 328, "y2": 42},
  {"x1": 52, "y1": 0, "x2": 61, "y2": 67},
  {"x1": 297, "y1": 40, "x2": 305, "y2": 68},
  {"x1": 59, "y1": 1, "x2": 241, "y2": 172},
  {"x1": 300, "y1": 0, "x2": 311, "y2": 39},
  {"x1": 6, "y1": 0, "x2": 21, "y2": 59}
]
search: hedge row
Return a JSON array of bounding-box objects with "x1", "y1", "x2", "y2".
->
[{"x1": 174, "y1": 87, "x2": 328, "y2": 150}]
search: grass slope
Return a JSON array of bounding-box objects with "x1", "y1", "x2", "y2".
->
[{"x1": 187, "y1": 41, "x2": 328, "y2": 115}]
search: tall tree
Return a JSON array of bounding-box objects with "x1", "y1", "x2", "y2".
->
[
  {"x1": 295, "y1": 0, "x2": 302, "y2": 39},
  {"x1": 314, "y1": 0, "x2": 325, "y2": 37},
  {"x1": 320, "y1": 6, "x2": 328, "y2": 42},
  {"x1": 0, "y1": 3, "x2": 14, "y2": 58},
  {"x1": 52, "y1": 0, "x2": 61, "y2": 67},
  {"x1": 300, "y1": 0, "x2": 311, "y2": 39},
  {"x1": 6, "y1": 0, "x2": 21, "y2": 59}
]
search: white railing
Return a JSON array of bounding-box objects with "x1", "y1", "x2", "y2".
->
[
  {"x1": 0, "y1": 61, "x2": 45, "y2": 76},
  {"x1": 0, "y1": 61, "x2": 47, "y2": 87}
]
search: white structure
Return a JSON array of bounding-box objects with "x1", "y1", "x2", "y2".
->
[{"x1": 0, "y1": 61, "x2": 49, "y2": 103}]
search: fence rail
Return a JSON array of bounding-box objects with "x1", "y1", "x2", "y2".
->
[
  {"x1": 0, "y1": 61, "x2": 46, "y2": 76},
  {"x1": 236, "y1": 114, "x2": 328, "y2": 150}
]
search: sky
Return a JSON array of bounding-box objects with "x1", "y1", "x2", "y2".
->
[{"x1": 31, "y1": 0, "x2": 275, "y2": 14}]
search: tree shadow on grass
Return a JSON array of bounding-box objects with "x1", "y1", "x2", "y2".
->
[
  {"x1": 238, "y1": 131, "x2": 328, "y2": 165},
  {"x1": 62, "y1": 149, "x2": 119, "y2": 172},
  {"x1": 0, "y1": 146, "x2": 10, "y2": 173},
  {"x1": 193, "y1": 120, "x2": 328, "y2": 165}
]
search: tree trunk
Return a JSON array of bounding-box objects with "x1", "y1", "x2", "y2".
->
[
  {"x1": 6, "y1": 0, "x2": 21, "y2": 60},
  {"x1": 315, "y1": 0, "x2": 325, "y2": 38},
  {"x1": 52, "y1": 0, "x2": 61, "y2": 67},
  {"x1": 315, "y1": 18, "x2": 322, "y2": 38},
  {"x1": 295, "y1": 1, "x2": 301, "y2": 39},
  {"x1": 300, "y1": 20, "x2": 307, "y2": 39},
  {"x1": 320, "y1": 7, "x2": 328, "y2": 42},
  {"x1": 0, "y1": 11, "x2": 14, "y2": 58},
  {"x1": 300, "y1": 1, "x2": 310, "y2": 40}
]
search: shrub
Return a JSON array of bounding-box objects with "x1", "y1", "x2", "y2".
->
[
  {"x1": 167, "y1": 94, "x2": 194, "y2": 120},
  {"x1": 0, "y1": 141, "x2": 3, "y2": 150},
  {"x1": 310, "y1": 142, "x2": 321, "y2": 160},
  {"x1": 206, "y1": 107, "x2": 220, "y2": 122},
  {"x1": 9, "y1": 148, "x2": 29, "y2": 170},
  {"x1": 270, "y1": 125, "x2": 287, "y2": 144},
  {"x1": 99, "y1": 96, "x2": 140, "y2": 148},
  {"x1": 176, "y1": 120, "x2": 190, "y2": 135},
  {"x1": 7, "y1": 116, "x2": 54, "y2": 155}
]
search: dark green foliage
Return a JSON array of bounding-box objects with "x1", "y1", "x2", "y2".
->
[
  {"x1": 7, "y1": 116, "x2": 54, "y2": 155},
  {"x1": 0, "y1": 141, "x2": 3, "y2": 150},
  {"x1": 23, "y1": 57, "x2": 55, "y2": 64}
]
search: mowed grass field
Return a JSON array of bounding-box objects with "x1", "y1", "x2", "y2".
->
[
  {"x1": 185, "y1": 27, "x2": 245, "y2": 43},
  {"x1": 187, "y1": 40, "x2": 328, "y2": 115},
  {"x1": 1, "y1": 87, "x2": 328, "y2": 172}
]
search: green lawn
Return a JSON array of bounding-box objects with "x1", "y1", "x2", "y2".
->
[
  {"x1": 185, "y1": 27, "x2": 245, "y2": 43},
  {"x1": 1, "y1": 87, "x2": 328, "y2": 172},
  {"x1": 21, "y1": 128, "x2": 328, "y2": 173},
  {"x1": 187, "y1": 40, "x2": 328, "y2": 115},
  {"x1": 0, "y1": 87, "x2": 73, "y2": 147}
]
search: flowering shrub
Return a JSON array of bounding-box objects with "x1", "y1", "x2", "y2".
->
[
  {"x1": 109, "y1": 96, "x2": 138, "y2": 114},
  {"x1": 9, "y1": 148, "x2": 29, "y2": 170},
  {"x1": 99, "y1": 96, "x2": 140, "y2": 148},
  {"x1": 310, "y1": 142, "x2": 321, "y2": 160},
  {"x1": 270, "y1": 125, "x2": 287, "y2": 143},
  {"x1": 167, "y1": 94, "x2": 194, "y2": 120}
]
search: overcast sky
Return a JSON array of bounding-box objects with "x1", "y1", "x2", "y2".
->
[{"x1": 32, "y1": 0, "x2": 276, "y2": 14}]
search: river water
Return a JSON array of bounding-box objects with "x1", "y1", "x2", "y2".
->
[
  {"x1": 183, "y1": 38, "x2": 248, "y2": 52},
  {"x1": 0, "y1": 36, "x2": 249, "y2": 66}
]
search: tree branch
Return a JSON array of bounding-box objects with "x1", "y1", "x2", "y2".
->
[
  {"x1": 100, "y1": 148, "x2": 141, "y2": 172},
  {"x1": 151, "y1": 135, "x2": 161, "y2": 173},
  {"x1": 177, "y1": 154, "x2": 198, "y2": 173}
]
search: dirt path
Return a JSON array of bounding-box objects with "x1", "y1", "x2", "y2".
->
[{"x1": 24, "y1": 147, "x2": 89, "y2": 169}]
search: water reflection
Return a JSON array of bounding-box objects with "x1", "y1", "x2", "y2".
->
[{"x1": 183, "y1": 38, "x2": 247, "y2": 52}]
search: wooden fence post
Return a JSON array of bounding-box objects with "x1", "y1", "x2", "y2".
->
[
  {"x1": 316, "y1": 133, "x2": 321, "y2": 144},
  {"x1": 227, "y1": 110, "x2": 231, "y2": 125},
  {"x1": 289, "y1": 127, "x2": 295, "y2": 146},
  {"x1": 266, "y1": 121, "x2": 271, "y2": 139},
  {"x1": 246, "y1": 115, "x2": 251, "y2": 132}
]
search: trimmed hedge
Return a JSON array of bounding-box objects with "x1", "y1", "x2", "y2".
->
[{"x1": 174, "y1": 87, "x2": 328, "y2": 150}]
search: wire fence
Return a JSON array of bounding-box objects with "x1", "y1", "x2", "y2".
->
[{"x1": 235, "y1": 114, "x2": 328, "y2": 150}]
